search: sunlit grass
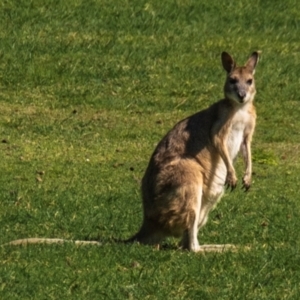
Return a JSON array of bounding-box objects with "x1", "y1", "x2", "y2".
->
[{"x1": 1, "y1": 0, "x2": 300, "y2": 299}]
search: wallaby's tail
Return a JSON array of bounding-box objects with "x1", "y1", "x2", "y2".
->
[
  {"x1": 2, "y1": 238, "x2": 102, "y2": 246},
  {"x1": 2, "y1": 234, "x2": 141, "y2": 247},
  {"x1": 2, "y1": 223, "x2": 161, "y2": 247}
]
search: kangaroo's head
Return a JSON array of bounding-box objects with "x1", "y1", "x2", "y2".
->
[{"x1": 221, "y1": 51, "x2": 259, "y2": 104}]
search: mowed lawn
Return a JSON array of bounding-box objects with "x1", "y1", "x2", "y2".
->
[{"x1": 1, "y1": 0, "x2": 300, "y2": 299}]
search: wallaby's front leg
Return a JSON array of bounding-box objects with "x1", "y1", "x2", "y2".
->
[
  {"x1": 213, "y1": 134, "x2": 237, "y2": 190},
  {"x1": 224, "y1": 155, "x2": 237, "y2": 191},
  {"x1": 241, "y1": 137, "x2": 252, "y2": 191}
]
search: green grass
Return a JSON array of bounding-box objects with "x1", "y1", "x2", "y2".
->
[{"x1": 1, "y1": 0, "x2": 300, "y2": 299}]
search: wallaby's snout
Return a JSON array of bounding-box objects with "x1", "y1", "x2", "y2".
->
[
  {"x1": 234, "y1": 78, "x2": 251, "y2": 103},
  {"x1": 237, "y1": 89, "x2": 246, "y2": 100}
]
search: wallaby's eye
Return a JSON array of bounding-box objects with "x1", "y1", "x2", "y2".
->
[
  {"x1": 229, "y1": 78, "x2": 237, "y2": 85},
  {"x1": 247, "y1": 79, "x2": 253, "y2": 85}
]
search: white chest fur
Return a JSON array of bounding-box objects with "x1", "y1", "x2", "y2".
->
[{"x1": 227, "y1": 107, "x2": 250, "y2": 160}]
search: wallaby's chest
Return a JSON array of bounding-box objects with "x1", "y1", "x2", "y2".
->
[{"x1": 226, "y1": 110, "x2": 250, "y2": 160}]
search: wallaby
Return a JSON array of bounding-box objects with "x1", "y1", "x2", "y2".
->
[{"x1": 3, "y1": 51, "x2": 259, "y2": 252}]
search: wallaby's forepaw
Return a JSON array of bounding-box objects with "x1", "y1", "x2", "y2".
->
[
  {"x1": 225, "y1": 171, "x2": 237, "y2": 191},
  {"x1": 242, "y1": 175, "x2": 251, "y2": 192}
]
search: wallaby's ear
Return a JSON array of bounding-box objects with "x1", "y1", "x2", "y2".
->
[
  {"x1": 246, "y1": 51, "x2": 259, "y2": 73},
  {"x1": 221, "y1": 52, "x2": 236, "y2": 73}
]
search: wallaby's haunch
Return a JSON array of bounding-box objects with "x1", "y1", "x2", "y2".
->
[{"x1": 4, "y1": 51, "x2": 259, "y2": 252}]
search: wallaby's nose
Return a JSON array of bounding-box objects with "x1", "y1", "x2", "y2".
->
[{"x1": 238, "y1": 91, "x2": 246, "y2": 101}]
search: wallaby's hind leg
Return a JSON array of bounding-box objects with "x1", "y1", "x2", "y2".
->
[
  {"x1": 198, "y1": 194, "x2": 237, "y2": 252},
  {"x1": 180, "y1": 189, "x2": 236, "y2": 253},
  {"x1": 187, "y1": 186, "x2": 203, "y2": 252},
  {"x1": 179, "y1": 186, "x2": 202, "y2": 252}
]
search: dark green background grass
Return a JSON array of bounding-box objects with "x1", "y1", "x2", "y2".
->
[{"x1": 1, "y1": 0, "x2": 300, "y2": 299}]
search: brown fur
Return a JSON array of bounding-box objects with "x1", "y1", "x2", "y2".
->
[{"x1": 3, "y1": 51, "x2": 259, "y2": 252}]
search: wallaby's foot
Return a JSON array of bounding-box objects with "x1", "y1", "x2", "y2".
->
[
  {"x1": 196, "y1": 244, "x2": 237, "y2": 253},
  {"x1": 178, "y1": 234, "x2": 236, "y2": 253}
]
